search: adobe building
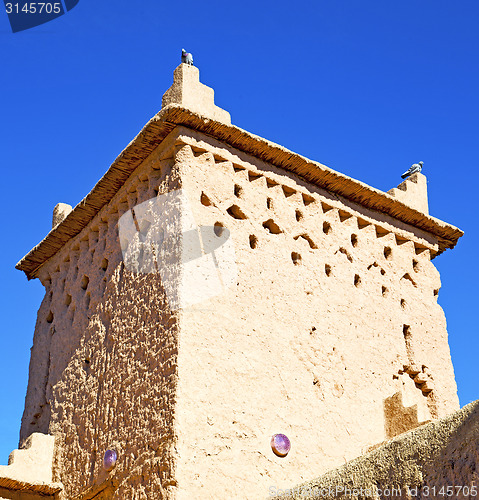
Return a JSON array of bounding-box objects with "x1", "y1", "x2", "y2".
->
[{"x1": 1, "y1": 63, "x2": 477, "y2": 499}]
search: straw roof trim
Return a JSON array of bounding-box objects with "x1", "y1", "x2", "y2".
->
[
  {"x1": 16, "y1": 104, "x2": 463, "y2": 279},
  {"x1": 0, "y1": 475, "x2": 63, "y2": 494}
]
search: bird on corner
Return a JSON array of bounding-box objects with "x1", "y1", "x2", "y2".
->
[
  {"x1": 181, "y1": 49, "x2": 194, "y2": 66},
  {"x1": 401, "y1": 161, "x2": 424, "y2": 179}
]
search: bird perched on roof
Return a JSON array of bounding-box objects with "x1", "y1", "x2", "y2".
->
[
  {"x1": 401, "y1": 161, "x2": 424, "y2": 179},
  {"x1": 181, "y1": 49, "x2": 194, "y2": 66}
]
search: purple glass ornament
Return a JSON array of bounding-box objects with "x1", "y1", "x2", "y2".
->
[
  {"x1": 103, "y1": 449, "x2": 118, "y2": 471},
  {"x1": 271, "y1": 434, "x2": 291, "y2": 457}
]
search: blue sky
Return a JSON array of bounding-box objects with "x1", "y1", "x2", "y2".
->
[{"x1": 0, "y1": 1, "x2": 478, "y2": 463}]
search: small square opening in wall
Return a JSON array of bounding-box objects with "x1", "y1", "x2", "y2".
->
[
  {"x1": 227, "y1": 205, "x2": 248, "y2": 220},
  {"x1": 302, "y1": 193, "x2": 315, "y2": 206},
  {"x1": 201, "y1": 192, "x2": 213, "y2": 206},
  {"x1": 263, "y1": 219, "x2": 282, "y2": 234},
  {"x1": 213, "y1": 154, "x2": 228, "y2": 163},
  {"x1": 354, "y1": 274, "x2": 361, "y2": 287},
  {"x1": 295, "y1": 234, "x2": 318, "y2": 249},
  {"x1": 282, "y1": 185, "x2": 296, "y2": 197},
  {"x1": 249, "y1": 235, "x2": 258, "y2": 249},
  {"x1": 414, "y1": 243, "x2": 429, "y2": 255},
  {"x1": 325, "y1": 264, "x2": 332, "y2": 276},
  {"x1": 395, "y1": 234, "x2": 409, "y2": 245},
  {"x1": 376, "y1": 226, "x2": 389, "y2": 237},
  {"x1": 321, "y1": 201, "x2": 334, "y2": 212},
  {"x1": 214, "y1": 222, "x2": 225, "y2": 237},
  {"x1": 291, "y1": 252, "x2": 302, "y2": 265},
  {"x1": 81, "y1": 276, "x2": 90, "y2": 290},
  {"x1": 339, "y1": 210, "x2": 352, "y2": 222},
  {"x1": 248, "y1": 171, "x2": 262, "y2": 181},
  {"x1": 357, "y1": 218, "x2": 371, "y2": 229}
]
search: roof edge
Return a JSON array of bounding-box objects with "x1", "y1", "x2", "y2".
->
[
  {"x1": 16, "y1": 104, "x2": 463, "y2": 279},
  {"x1": 0, "y1": 476, "x2": 63, "y2": 494}
]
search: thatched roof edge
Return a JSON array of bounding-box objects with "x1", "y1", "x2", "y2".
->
[{"x1": 16, "y1": 104, "x2": 463, "y2": 279}]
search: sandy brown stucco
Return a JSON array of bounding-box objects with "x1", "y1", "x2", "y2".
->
[
  {"x1": 10, "y1": 65, "x2": 465, "y2": 499},
  {"x1": 271, "y1": 400, "x2": 479, "y2": 499},
  {"x1": 16, "y1": 126, "x2": 460, "y2": 498}
]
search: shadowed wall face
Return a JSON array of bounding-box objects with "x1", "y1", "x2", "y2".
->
[{"x1": 20, "y1": 138, "x2": 183, "y2": 499}]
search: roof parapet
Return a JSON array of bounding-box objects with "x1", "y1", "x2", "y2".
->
[
  {"x1": 0, "y1": 433, "x2": 63, "y2": 496},
  {"x1": 52, "y1": 202, "x2": 73, "y2": 228},
  {"x1": 388, "y1": 172, "x2": 429, "y2": 214},
  {"x1": 162, "y1": 63, "x2": 231, "y2": 125}
]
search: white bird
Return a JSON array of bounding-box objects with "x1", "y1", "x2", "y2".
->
[
  {"x1": 401, "y1": 161, "x2": 423, "y2": 179},
  {"x1": 181, "y1": 49, "x2": 193, "y2": 66}
]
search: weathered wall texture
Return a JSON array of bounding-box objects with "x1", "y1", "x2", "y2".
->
[
  {"x1": 172, "y1": 129, "x2": 459, "y2": 499},
  {"x1": 271, "y1": 400, "x2": 479, "y2": 499},
  {"x1": 20, "y1": 125, "x2": 459, "y2": 499},
  {"x1": 20, "y1": 132, "x2": 186, "y2": 499}
]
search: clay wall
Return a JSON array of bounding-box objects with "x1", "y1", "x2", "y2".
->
[
  {"x1": 172, "y1": 129, "x2": 459, "y2": 498},
  {"x1": 20, "y1": 132, "x2": 183, "y2": 499},
  {"x1": 19, "y1": 125, "x2": 460, "y2": 499},
  {"x1": 272, "y1": 400, "x2": 479, "y2": 500}
]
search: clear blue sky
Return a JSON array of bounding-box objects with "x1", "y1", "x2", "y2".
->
[{"x1": 1, "y1": 1, "x2": 478, "y2": 464}]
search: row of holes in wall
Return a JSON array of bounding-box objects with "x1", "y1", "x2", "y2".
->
[
  {"x1": 45, "y1": 256, "x2": 110, "y2": 324},
  {"x1": 208, "y1": 195, "x2": 432, "y2": 298},
  {"x1": 203, "y1": 179, "x2": 429, "y2": 266},
  {"x1": 43, "y1": 159, "x2": 173, "y2": 326},
  {"x1": 45, "y1": 152, "x2": 197, "y2": 327},
  {"x1": 402, "y1": 324, "x2": 434, "y2": 396},
  {"x1": 198, "y1": 156, "x2": 432, "y2": 257},
  {"x1": 206, "y1": 168, "x2": 443, "y2": 314},
  {"x1": 209, "y1": 201, "x2": 423, "y2": 266},
  {"x1": 51, "y1": 167, "x2": 159, "y2": 279},
  {"x1": 44, "y1": 152, "x2": 430, "y2": 324}
]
